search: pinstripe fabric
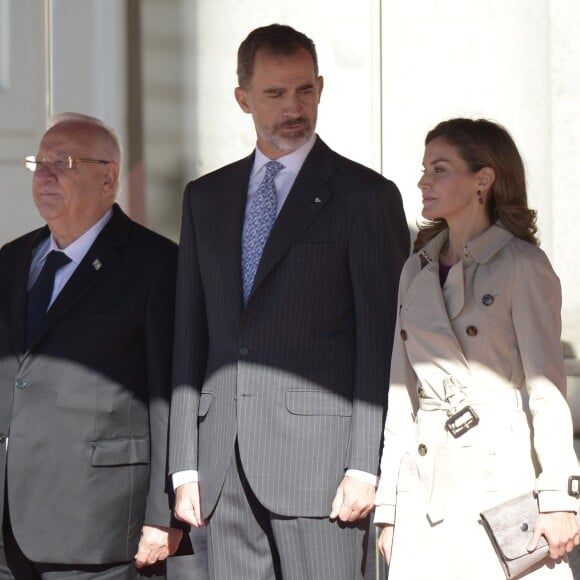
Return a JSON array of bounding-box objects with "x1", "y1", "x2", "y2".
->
[
  {"x1": 271, "y1": 515, "x2": 368, "y2": 580},
  {"x1": 206, "y1": 444, "x2": 368, "y2": 580},
  {"x1": 206, "y1": 445, "x2": 280, "y2": 580},
  {"x1": 169, "y1": 137, "x2": 410, "y2": 575}
]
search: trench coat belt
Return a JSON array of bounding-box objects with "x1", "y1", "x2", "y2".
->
[
  {"x1": 418, "y1": 388, "x2": 523, "y2": 414},
  {"x1": 417, "y1": 389, "x2": 523, "y2": 524}
]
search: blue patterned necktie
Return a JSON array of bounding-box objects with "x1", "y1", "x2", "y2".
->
[{"x1": 242, "y1": 160, "x2": 284, "y2": 303}]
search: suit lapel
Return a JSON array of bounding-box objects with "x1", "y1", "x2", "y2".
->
[
  {"x1": 249, "y1": 138, "x2": 334, "y2": 302},
  {"x1": 23, "y1": 205, "x2": 130, "y2": 354},
  {"x1": 211, "y1": 155, "x2": 253, "y2": 314},
  {"x1": 11, "y1": 228, "x2": 49, "y2": 357}
]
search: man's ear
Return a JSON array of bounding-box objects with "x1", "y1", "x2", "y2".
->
[
  {"x1": 234, "y1": 86, "x2": 251, "y2": 113},
  {"x1": 103, "y1": 162, "x2": 120, "y2": 197},
  {"x1": 317, "y1": 75, "x2": 324, "y2": 102}
]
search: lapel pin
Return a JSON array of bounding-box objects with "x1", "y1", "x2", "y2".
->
[
  {"x1": 92, "y1": 259, "x2": 102, "y2": 271},
  {"x1": 314, "y1": 197, "x2": 322, "y2": 204}
]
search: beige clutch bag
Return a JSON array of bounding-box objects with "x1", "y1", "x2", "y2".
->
[{"x1": 480, "y1": 492, "x2": 579, "y2": 579}]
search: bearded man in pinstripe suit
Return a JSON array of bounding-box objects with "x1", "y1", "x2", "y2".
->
[{"x1": 169, "y1": 24, "x2": 410, "y2": 580}]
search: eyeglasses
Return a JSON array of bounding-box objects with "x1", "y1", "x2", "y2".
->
[{"x1": 24, "y1": 156, "x2": 113, "y2": 172}]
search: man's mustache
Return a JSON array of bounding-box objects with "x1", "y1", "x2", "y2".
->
[{"x1": 276, "y1": 118, "x2": 309, "y2": 130}]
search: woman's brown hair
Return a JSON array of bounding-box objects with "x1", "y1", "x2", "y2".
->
[{"x1": 414, "y1": 118, "x2": 538, "y2": 252}]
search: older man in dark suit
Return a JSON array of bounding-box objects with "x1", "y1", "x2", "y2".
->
[
  {"x1": 0, "y1": 113, "x2": 182, "y2": 579},
  {"x1": 169, "y1": 24, "x2": 410, "y2": 580}
]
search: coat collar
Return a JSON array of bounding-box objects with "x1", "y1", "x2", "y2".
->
[{"x1": 417, "y1": 222, "x2": 514, "y2": 268}]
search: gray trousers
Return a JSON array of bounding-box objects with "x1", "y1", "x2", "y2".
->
[{"x1": 206, "y1": 444, "x2": 369, "y2": 580}]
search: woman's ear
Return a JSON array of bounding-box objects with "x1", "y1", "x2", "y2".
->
[{"x1": 478, "y1": 167, "x2": 496, "y2": 191}]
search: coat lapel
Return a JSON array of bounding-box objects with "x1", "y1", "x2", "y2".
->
[
  {"x1": 249, "y1": 138, "x2": 334, "y2": 302},
  {"x1": 211, "y1": 155, "x2": 253, "y2": 314},
  {"x1": 11, "y1": 228, "x2": 49, "y2": 357}
]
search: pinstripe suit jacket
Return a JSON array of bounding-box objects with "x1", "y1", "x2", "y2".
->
[{"x1": 169, "y1": 137, "x2": 410, "y2": 518}]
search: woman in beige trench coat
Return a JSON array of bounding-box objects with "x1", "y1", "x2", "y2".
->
[{"x1": 375, "y1": 118, "x2": 580, "y2": 579}]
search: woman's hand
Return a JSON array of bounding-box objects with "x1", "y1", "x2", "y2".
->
[
  {"x1": 377, "y1": 524, "x2": 395, "y2": 565},
  {"x1": 528, "y1": 511, "x2": 580, "y2": 559}
]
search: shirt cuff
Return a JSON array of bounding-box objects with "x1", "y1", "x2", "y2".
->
[
  {"x1": 172, "y1": 470, "x2": 199, "y2": 491},
  {"x1": 345, "y1": 468, "x2": 379, "y2": 487}
]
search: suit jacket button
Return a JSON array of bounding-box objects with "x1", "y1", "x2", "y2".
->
[
  {"x1": 15, "y1": 380, "x2": 26, "y2": 389},
  {"x1": 0, "y1": 433, "x2": 6, "y2": 444},
  {"x1": 418, "y1": 386, "x2": 427, "y2": 398},
  {"x1": 239, "y1": 346, "x2": 249, "y2": 356},
  {"x1": 482, "y1": 294, "x2": 494, "y2": 306},
  {"x1": 418, "y1": 444, "x2": 427, "y2": 456},
  {"x1": 466, "y1": 325, "x2": 478, "y2": 337},
  {"x1": 400, "y1": 329, "x2": 408, "y2": 341}
]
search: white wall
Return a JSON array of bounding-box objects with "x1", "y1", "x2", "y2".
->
[
  {"x1": 0, "y1": 0, "x2": 48, "y2": 239},
  {"x1": 50, "y1": 0, "x2": 128, "y2": 206}
]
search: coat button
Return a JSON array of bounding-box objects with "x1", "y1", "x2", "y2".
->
[
  {"x1": 239, "y1": 346, "x2": 249, "y2": 356},
  {"x1": 15, "y1": 380, "x2": 26, "y2": 389},
  {"x1": 466, "y1": 325, "x2": 478, "y2": 337},
  {"x1": 418, "y1": 444, "x2": 427, "y2": 456},
  {"x1": 482, "y1": 294, "x2": 494, "y2": 306},
  {"x1": 400, "y1": 329, "x2": 408, "y2": 341},
  {"x1": 0, "y1": 433, "x2": 6, "y2": 444}
]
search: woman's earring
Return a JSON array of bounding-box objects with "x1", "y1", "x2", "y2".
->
[{"x1": 477, "y1": 190, "x2": 484, "y2": 205}]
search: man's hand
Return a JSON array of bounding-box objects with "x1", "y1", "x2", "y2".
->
[
  {"x1": 528, "y1": 511, "x2": 580, "y2": 559},
  {"x1": 134, "y1": 525, "x2": 183, "y2": 569},
  {"x1": 174, "y1": 481, "x2": 205, "y2": 527},
  {"x1": 329, "y1": 476, "x2": 375, "y2": 522}
]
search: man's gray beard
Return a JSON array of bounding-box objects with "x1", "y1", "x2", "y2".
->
[{"x1": 256, "y1": 120, "x2": 314, "y2": 153}]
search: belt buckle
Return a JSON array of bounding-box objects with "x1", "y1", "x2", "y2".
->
[
  {"x1": 445, "y1": 405, "x2": 479, "y2": 438},
  {"x1": 568, "y1": 475, "x2": 580, "y2": 498}
]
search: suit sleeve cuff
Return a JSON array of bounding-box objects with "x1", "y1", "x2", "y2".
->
[{"x1": 172, "y1": 470, "x2": 199, "y2": 491}]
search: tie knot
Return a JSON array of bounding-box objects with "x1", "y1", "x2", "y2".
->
[
  {"x1": 44, "y1": 250, "x2": 71, "y2": 273},
  {"x1": 264, "y1": 160, "x2": 284, "y2": 180}
]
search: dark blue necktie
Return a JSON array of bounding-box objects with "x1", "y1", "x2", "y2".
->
[
  {"x1": 241, "y1": 160, "x2": 284, "y2": 303},
  {"x1": 26, "y1": 250, "x2": 71, "y2": 347}
]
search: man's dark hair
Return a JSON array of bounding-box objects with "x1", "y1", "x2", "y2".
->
[{"x1": 237, "y1": 24, "x2": 318, "y2": 88}]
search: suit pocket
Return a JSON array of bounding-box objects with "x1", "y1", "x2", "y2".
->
[
  {"x1": 198, "y1": 392, "x2": 215, "y2": 417},
  {"x1": 285, "y1": 390, "x2": 352, "y2": 416},
  {"x1": 90, "y1": 436, "x2": 149, "y2": 466}
]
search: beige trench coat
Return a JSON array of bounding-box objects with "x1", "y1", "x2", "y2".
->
[{"x1": 375, "y1": 224, "x2": 579, "y2": 579}]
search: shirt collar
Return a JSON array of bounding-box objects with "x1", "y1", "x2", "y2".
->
[{"x1": 40, "y1": 208, "x2": 114, "y2": 265}]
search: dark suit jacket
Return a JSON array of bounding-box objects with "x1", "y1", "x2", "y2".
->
[
  {"x1": 0, "y1": 204, "x2": 177, "y2": 564},
  {"x1": 169, "y1": 137, "x2": 410, "y2": 518}
]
